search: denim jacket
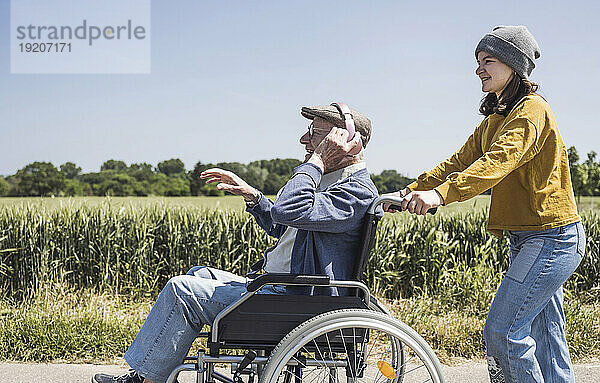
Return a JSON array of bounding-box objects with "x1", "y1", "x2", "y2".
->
[{"x1": 247, "y1": 162, "x2": 379, "y2": 295}]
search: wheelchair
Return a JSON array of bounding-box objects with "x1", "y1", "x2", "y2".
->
[{"x1": 165, "y1": 196, "x2": 446, "y2": 383}]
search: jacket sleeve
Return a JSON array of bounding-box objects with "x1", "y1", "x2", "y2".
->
[
  {"x1": 408, "y1": 120, "x2": 486, "y2": 191},
  {"x1": 434, "y1": 115, "x2": 539, "y2": 204},
  {"x1": 246, "y1": 195, "x2": 288, "y2": 238},
  {"x1": 270, "y1": 163, "x2": 375, "y2": 233}
]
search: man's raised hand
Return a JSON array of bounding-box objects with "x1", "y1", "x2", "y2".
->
[
  {"x1": 310, "y1": 127, "x2": 362, "y2": 173},
  {"x1": 199, "y1": 168, "x2": 259, "y2": 201}
]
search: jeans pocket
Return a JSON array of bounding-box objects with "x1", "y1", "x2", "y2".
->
[
  {"x1": 505, "y1": 238, "x2": 544, "y2": 283},
  {"x1": 576, "y1": 222, "x2": 586, "y2": 257}
]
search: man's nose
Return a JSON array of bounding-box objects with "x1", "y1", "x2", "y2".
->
[{"x1": 300, "y1": 132, "x2": 310, "y2": 144}]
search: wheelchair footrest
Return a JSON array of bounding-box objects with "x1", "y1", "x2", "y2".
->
[
  {"x1": 233, "y1": 351, "x2": 257, "y2": 383},
  {"x1": 211, "y1": 371, "x2": 234, "y2": 383}
]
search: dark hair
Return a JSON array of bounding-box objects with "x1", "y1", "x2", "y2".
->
[{"x1": 479, "y1": 74, "x2": 539, "y2": 117}]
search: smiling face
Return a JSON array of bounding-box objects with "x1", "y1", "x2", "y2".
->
[
  {"x1": 476, "y1": 51, "x2": 515, "y2": 97},
  {"x1": 299, "y1": 117, "x2": 335, "y2": 162}
]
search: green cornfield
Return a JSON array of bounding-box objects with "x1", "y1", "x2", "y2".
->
[{"x1": 1, "y1": 200, "x2": 598, "y2": 309}]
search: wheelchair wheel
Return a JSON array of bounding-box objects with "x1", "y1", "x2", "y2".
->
[
  {"x1": 259, "y1": 309, "x2": 445, "y2": 383},
  {"x1": 368, "y1": 297, "x2": 405, "y2": 382}
]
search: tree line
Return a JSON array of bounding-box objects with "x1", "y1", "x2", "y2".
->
[
  {"x1": 568, "y1": 147, "x2": 600, "y2": 199},
  {"x1": 1, "y1": 146, "x2": 597, "y2": 198},
  {"x1": 0, "y1": 158, "x2": 413, "y2": 197}
]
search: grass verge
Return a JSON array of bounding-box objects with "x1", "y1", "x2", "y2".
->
[
  {"x1": 0, "y1": 289, "x2": 151, "y2": 362},
  {"x1": 0, "y1": 289, "x2": 598, "y2": 364}
]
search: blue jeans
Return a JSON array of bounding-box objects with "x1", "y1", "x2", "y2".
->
[
  {"x1": 124, "y1": 266, "x2": 281, "y2": 383},
  {"x1": 484, "y1": 221, "x2": 586, "y2": 383}
]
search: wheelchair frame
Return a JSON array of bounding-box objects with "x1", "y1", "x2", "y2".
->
[{"x1": 164, "y1": 196, "x2": 446, "y2": 383}]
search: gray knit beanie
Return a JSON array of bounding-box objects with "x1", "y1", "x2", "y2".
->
[{"x1": 475, "y1": 25, "x2": 541, "y2": 79}]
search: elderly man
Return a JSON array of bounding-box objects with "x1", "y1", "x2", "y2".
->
[{"x1": 93, "y1": 103, "x2": 377, "y2": 383}]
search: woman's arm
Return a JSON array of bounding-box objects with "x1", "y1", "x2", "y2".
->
[
  {"x1": 434, "y1": 116, "x2": 539, "y2": 204},
  {"x1": 391, "y1": 116, "x2": 538, "y2": 215}
]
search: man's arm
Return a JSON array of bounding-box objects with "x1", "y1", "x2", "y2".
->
[
  {"x1": 270, "y1": 163, "x2": 376, "y2": 233},
  {"x1": 246, "y1": 194, "x2": 288, "y2": 238},
  {"x1": 200, "y1": 168, "x2": 287, "y2": 238}
]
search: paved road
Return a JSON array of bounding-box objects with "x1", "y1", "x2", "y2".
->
[{"x1": 1, "y1": 361, "x2": 600, "y2": 382}]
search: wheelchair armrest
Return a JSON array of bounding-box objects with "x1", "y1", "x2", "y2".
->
[{"x1": 246, "y1": 273, "x2": 330, "y2": 292}]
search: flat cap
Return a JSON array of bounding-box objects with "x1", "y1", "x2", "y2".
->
[{"x1": 301, "y1": 104, "x2": 372, "y2": 147}]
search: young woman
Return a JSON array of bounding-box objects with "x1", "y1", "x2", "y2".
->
[{"x1": 313, "y1": 26, "x2": 586, "y2": 382}]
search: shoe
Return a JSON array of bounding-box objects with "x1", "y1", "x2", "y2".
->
[{"x1": 92, "y1": 370, "x2": 144, "y2": 383}]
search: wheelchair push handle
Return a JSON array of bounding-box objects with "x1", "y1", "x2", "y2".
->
[
  {"x1": 388, "y1": 204, "x2": 437, "y2": 215},
  {"x1": 367, "y1": 195, "x2": 438, "y2": 215}
]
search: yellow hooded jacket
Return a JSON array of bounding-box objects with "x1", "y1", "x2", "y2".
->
[{"x1": 408, "y1": 94, "x2": 580, "y2": 237}]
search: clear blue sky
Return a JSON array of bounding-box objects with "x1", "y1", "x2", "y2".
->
[{"x1": 2, "y1": 0, "x2": 599, "y2": 178}]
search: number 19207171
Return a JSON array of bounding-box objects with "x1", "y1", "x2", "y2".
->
[{"x1": 19, "y1": 42, "x2": 72, "y2": 53}]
